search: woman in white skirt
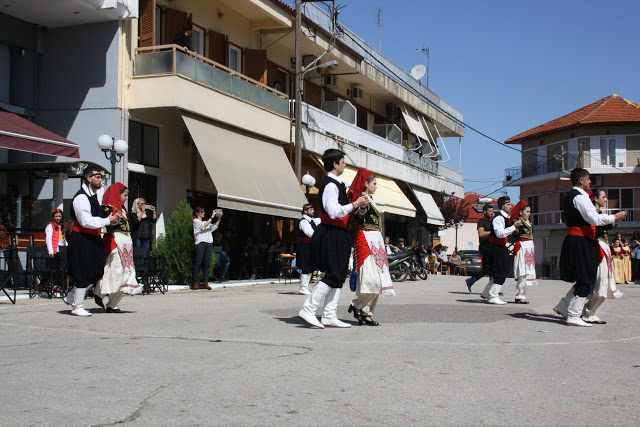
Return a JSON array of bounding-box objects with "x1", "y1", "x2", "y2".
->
[
  {"x1": 347, "y1": 168, "x2": 395, "y2": 326},
  {"x1": 583, "y1": 189, "x2": 622, "y2": 323},
  {"x1": 510, "y1": 201, "x2": 538, "y2": 304},
  {"x1": 95, "y1": 182, "x2": 142, "y2": 313}
]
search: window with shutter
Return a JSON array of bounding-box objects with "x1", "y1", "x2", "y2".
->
[
  {"x1": 138, "y1": 0, "x2": 156, "y2": 47},
  {"x1": 243, "y1": 49, "x2": 267, "y2": 84},
  {"x1": 207, "y1": 30, "x2": 228, "y2": 66}
]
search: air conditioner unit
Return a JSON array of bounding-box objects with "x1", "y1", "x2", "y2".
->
[
  {"x1": 324, "y1": 75, "x2": 338, "y2": 88},
  {"x1": 386, "y1": 103, "x2": 400, "y2": 120},
  {"x1": 351, "y1": 86, "x2": 364, "y2": 101}
]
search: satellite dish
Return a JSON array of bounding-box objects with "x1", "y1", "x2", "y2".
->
[{"x1": 410, "y1": 64, "x2": 426, "y2": 81}]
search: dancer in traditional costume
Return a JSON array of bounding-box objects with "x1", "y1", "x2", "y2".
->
[
  {"x1": 582, "y1": 189, "x2": 619, "y2": 324},
  {"x1": 347, "y1": 168, "x2": 395, "y2": 326},
  {"x1": 553, "y1": 168, "x2": 626, "y2": 327},
  {"x1": 94, "y1": 183, "x2": 142, "y2": 312},
  {"x1": 297, "y1": 203, "x2": 320, "y2": 295},
  {"x1": 480, "y1": 196, "x2": 522, "y2": 304},
  {"x1": 611, "y1": 240, "x2": 625, "y2": 284},
  {"x1": 510, "y1": 201, "x2": 538, "y2": 304},
  {"x1": 64, "y1": 167, "x2": 120, "y2": 317},
  {"x1": 297, "y1": 149, "x2": 369, "y2": 328},
  {"x1": 621, "y1": 239, "x2": 632, "y2": 284}
]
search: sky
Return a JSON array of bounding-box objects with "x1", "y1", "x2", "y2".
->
[{"x1": 285, "y1": 0, "x2": 640, "y2": 200}]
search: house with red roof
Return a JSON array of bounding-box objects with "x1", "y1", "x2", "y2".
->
[
  {"x1": 504, "y1": 94, "x2": 640, "y2": 277},
  {"x1": 439, "y1": 192, "x2": 497, "y2": 252}
]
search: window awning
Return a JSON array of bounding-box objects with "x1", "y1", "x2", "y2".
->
[
  {"x1": 0, "y1": 110, "x2": 80, "y2": 158},
  {"x1": 400, "y1": 105, "x2": 429, "y2": 142},
  {"x1": 181, "y1": 112, "x2": 307, "y2": 219},
  {"x1": 410, "y1": 185, "x2": 445, "y2": 226},
  {"x1": 340, "y1": 166, "x2": 416, "y2": 217}
]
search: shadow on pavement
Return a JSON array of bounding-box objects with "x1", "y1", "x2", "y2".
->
[
  {"x1": 277, "y1": 291, "x2": 301, "y2": 295},
  {"x1": 507, "y1": 312, "x2": 566, "y2": 324}
]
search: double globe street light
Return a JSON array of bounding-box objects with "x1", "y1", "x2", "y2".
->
[
  {"x1": 97, "y1": 134, "x2": 128, "y2": 185},
  {"x1": 301, "y1": 172, "x2": 316, "y2": 201}
]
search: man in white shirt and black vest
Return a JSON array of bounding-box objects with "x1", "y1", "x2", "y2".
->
[
  {"x1": 297, "y1": 203, "x2": 321, "y2": 295},
  {"x1": 298, "y1": 149, "x2": 369, "y2": 328},
  {"x1": 480, "y1": 195, "x2": 521, "y2": 304},
  {"x1": 553, "y1": 168, "x2": 626, "y2": 326},
  {"x1": 64, "y1": 167, "x2": 120, "y2": 316}
]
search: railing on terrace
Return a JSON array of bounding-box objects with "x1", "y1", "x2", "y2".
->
[
  {"x1": 531, "y1": 208, "x2": 639, "y2": 226},
  {"x1": 133, "y1": 45, "x2": 289, "y2": 117},
  {"x1": 300, "y1": 102, "x2": 462, "y2": 184},
  {"x1": 504, "y1": 150, "x2": 640, "y2": 181}
]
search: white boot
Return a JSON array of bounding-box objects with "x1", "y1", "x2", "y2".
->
[
  {"x1": 298, "y1": 273, "x2": 311, "y2": 295},
  {"x1": 298, "y1": 281, "x2": 331, "y2": 328},
  {"x1": 487, "y1": 284, "x2": 507, "y2": 305},
  {"x1": 480, "y1": 278, "x2": 494, "y2": 299},
  {"x1": 582, "y1": 295, "x2": 605, "y2": 323},
  {"x1": 63, "y1": 288, "x2": 75, "y2": 306},
  {"x1": 71, "y1": 287, "x2": 92, "y2": 317},
  {"x1": 554, "y1": 286, "x2": 575, "y2": 319},
  {"x1": 515, "y1": 277, "x2": 527, "y2": 302},
  {"x1": 566, "y1": 296, "x2": 591, "y2": 327},
  {"x1": 321, "y1": 287, "x2": 351, "y2": 328}
]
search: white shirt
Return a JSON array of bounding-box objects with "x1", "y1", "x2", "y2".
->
[
  {"x1": 492, "y1": 210, "x2": 517, "y2": 239},
  {"x1": 193, "y1": 218, "x2": 218, "y2": 245},
  {"x1": 572, "y1": 187, "x2": 615, "y2": 226},
  {"x1": 72, "y1": 184, "x2": 110, "y2": 229},
  {"x1": 385, "y1": 244, "x2": 393, "y2": 255},
  {"x1": 437, "y1": 251, "x2": 448, "y2": 262},
  {"x1": 322, "y1": 172, "x2": 354, "y2": 219},
  {"x1": 299, "y1": 214, "x2": 321, "y2": 238},
  {"x1": 45, "y1": 223, "x2": 67, "y2": 255}
]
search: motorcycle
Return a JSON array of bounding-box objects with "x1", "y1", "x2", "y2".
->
[
  {"x1": 387, "y1": 251, "x2": 412, "y2": 282},
  {"x1": 406, "y1": 244, "x2": 428, "y2": 281}
]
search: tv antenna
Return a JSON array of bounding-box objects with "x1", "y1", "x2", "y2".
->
[
  {"x1": 416, "y1": 45, "x2": 430, "y2": 88},
  {"x1": 377, "y1": 9, "x2": 382, "y2": 52}
]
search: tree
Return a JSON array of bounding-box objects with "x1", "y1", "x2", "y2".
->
[{"x1": 433, "y1": 192, "x2": 470, "y2": 230}]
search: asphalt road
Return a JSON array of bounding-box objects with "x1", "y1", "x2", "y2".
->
[{"x1": 1, "y1": 275, "x2": 639, "y2": 426}]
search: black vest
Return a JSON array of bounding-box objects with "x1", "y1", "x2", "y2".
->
[
  {"x1": 317, "y1": 176, "x2": 349, "y2": 214},
  {"x1": 489, "y1": 212, "x2": 509, "y2": 239},
  {"x1": 70, "y1": 188, "x2": 101, "y2": 221},
  {"x1": 564, "y1": 188, "x2": 590, "y2": 227},
  {"x1": 297, "y1": 217, "x2": 317, "y2": 239}
]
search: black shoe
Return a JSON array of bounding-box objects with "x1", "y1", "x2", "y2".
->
[
  {"x1": 94, "y1": 295, "x2": 105, "y2": 308},
  {"x1": 348, "y1": 304, "x2": 363, "y2": 322},
  {"x1": 363, "y1": 316, "x2": 380, "y2": 326},
  {"x1": 106, "y1": 307, "x2": 123, "y2": 313},
  {"x1": 499, "y1": 292, "x2": 504, "y2": 296},
  {"x1": 465, "y1": 278, "x2": 473, "y2": 293},
  {"x1": 514, "y1": 299, "x2": 529, "y2": 304}
]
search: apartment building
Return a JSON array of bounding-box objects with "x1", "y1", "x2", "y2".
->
[
  {"x1": 504, "y1": 94, "x2": 640, "y2": 277},
  {"x1": 1, "y1": 0, "x2": 464, "y2": 248}
]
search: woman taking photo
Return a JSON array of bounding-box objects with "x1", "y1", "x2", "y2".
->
[
  {"x1": 192, "y1": 207, "x2": 222, "y2": 290},
  {"x1": 130, "y1": 198, "x2": 157, "y2": 248},
  {"x1": 510, "y1": 201, "x2": 538, "y2": 303},
  {"x1": 95, "y1": 183, "x2": 142, "y2": 313},
  {"x1": 347, "y1": 168, "x2": 395, "y2": 326}
]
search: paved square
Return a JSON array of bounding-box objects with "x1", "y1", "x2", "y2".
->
[{"x1": 1, "y1": 275, "x2": 639, "y2": 425}]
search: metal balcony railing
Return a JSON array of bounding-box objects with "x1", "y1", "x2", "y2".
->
[
  {"x1": 133, "y1": 45, "x2": 289, "y2": 117},
  {"x1": 300, "y1": 102, "x2": 462, "y2": 184},
  {"x1": 531, "y1": 208, "x2": 638, "y2": 226}
]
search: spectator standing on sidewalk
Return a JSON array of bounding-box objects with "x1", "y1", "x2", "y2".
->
[
  {"x1": 130, "y1": 198, "x2": 157, "y2": 249},
  {"x1": 465, "y1": 204, "x2": 493, "y2": 292},
  {"x1": 192, "y1": 207, "x2": 221, "y2": 290}
]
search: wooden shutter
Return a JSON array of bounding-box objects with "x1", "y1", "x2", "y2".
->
[
  {"x1": 207, "y1": 30, "x2": 228, "y2": 66},
  {"x1": 243, "y1": 49, "x2": 267, "y2": 84},
  {"x1": 165, "y1": 7, "x2": 188, "y2": 46},
  {"x1": 138, "y1": 0, "x2": 156, "y2": 47}
]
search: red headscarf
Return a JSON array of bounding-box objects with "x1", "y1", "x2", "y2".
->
[
  {"x1": 101, "y1": 182, "x2": 127, "y2": 216},
  {"x1": 347, "y1": 168, "x2": 373, "y2": 203},
  {"x1": 509, "y1": 200, "x2": 528, "y2": 223}
]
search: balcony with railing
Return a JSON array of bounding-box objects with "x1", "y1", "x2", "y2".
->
[
  {"x1": 504, "y1": 150, "x2": 640, "y2": 183},
  {"x1": 133, "y1": 45, "x2": 289, "y2": 117},
  {"x1": 300, "y1": 102, "x2": 463, "y2": 185}
]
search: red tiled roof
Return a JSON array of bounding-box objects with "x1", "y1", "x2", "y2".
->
[
  {"x1": 463, "y1": 192, "x2": 497, "y2": 223},
  {"x1": 505, "y1": 94, "x2": 640, "y2": 144}
]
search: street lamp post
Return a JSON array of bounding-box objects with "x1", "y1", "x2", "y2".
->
[
  {"x1": 301, "y1": 172, "x2": 316, "y2": 201},
  {"x1": 97, "y1": 134, "x2": 128, "y2": 185},
  {"x1": 454, "y1": 222, "x2": 463, "y2": 253}
]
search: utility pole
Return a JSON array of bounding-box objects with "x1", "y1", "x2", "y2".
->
[{"x1": 295, "y1": 0, "x2": 302, "y2": 181}]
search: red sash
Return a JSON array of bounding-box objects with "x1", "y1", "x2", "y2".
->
[
  {"x1": 489, "y1": 236, "x2": 508, "y2": 246},
  {"x1": 72, "y1": 221, "x2": 102, "y2": 236},
  {"x1": 102, "y1": 233, "x2": 117, "y2": 256},
  {"x1": 597, "y1": 245, "x2": 605, "y2": 265},
  {"x1": 298, "y1": 237, "x2": 311, "y2": 243},
  {"x1": 512, "y1": 237, "x2": 532, "y2": 259},
  {"x1": 320, "y1": 213, "x2": 349, "y2": 229},
  {"x1": 567, "y1": 225, "x2": 596, "y2": 241}
]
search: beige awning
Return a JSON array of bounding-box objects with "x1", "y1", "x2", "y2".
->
[
  {"x1": 181, "y1": 112, "x2": 307, "y2": 219},
  {"x1": 340, "y1": 166, "x2": 416, "y2": 217},
  {"x1": 410, "y1": 185, "x2": 445, "y2": 226}
]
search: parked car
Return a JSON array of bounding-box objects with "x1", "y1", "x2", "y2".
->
[{"x1": 457, "y1": 250, "x2": 483, "y2": 276}]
